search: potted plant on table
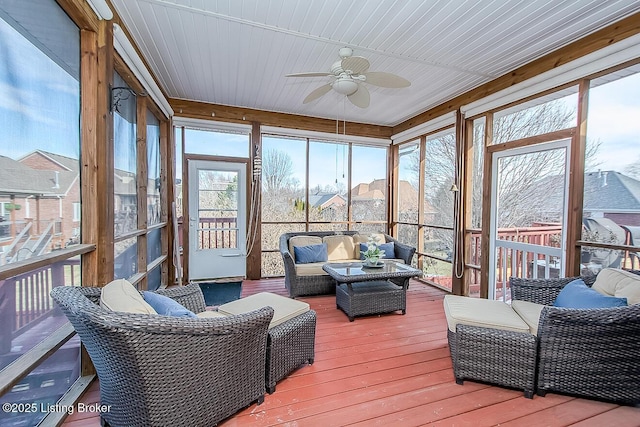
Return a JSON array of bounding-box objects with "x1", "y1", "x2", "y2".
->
[{"x1": 361, "y1": 234, "x2": 386, "y2": 267}]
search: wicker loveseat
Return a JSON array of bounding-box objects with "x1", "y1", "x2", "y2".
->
[
  {"x1": 50, "y1": 284, "x2": 273, "y2": 427},
  {"x1": 510, "y1": 268, "x2": 640, "y2": 404},
  {"x1": 279, "y1": 231, "x2": 416, "y2": 298}
]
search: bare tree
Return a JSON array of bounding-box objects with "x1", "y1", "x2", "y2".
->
[
  {"x1": 624, "y1": 155, "x2": 640, "y2": 178},
  {"x1": 405, "y1": 99, "x2": 602, "y2": 251},
  {"x1": 262, "y1": 148, "x2": 295, "y2": 193}
]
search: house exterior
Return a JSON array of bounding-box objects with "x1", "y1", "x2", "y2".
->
[{"x1": 0, "y1": 151, "x2": 80, "y2": 264}]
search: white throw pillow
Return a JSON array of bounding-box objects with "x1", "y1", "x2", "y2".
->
[{"x1": 100, "y1": 279, "x2": 157, "y2": 314}]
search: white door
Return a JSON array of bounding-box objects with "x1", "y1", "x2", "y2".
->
[
  {"x1": 488, "y1": 139, "x2": 571, "y2": 301},
  {"x1": 188, "y1": 160, "x2": 246, "y2": 280}
]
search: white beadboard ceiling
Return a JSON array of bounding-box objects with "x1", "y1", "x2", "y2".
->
[{"x1": 109, "y1": 0, "x2": 640, "y2": 127}]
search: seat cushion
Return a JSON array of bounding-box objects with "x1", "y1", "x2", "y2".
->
[
  {"x1": 218, "y1": 292, "x2": 310, "y2": 329},
  {"x1": 100, "y1": 279, "x2": 157, "y2": 314},
  {"x1": 554, "y1": 278, "x2": 627, "y2": 308},
  {"x1": 143, "y1": 291, "x2": 197, "y2": 318},
  {"x1": 592, "y1": 268, "x2": 640, "y2": 305},
  {"x1": 196, "y1": 310, "x2": 228, "y2": 319},
  {"x1": 443, "y1": 295, "x2": 530, "y2": 334},
  {"x1": 511, "y1": 300, "x2": 544, "y2": 336},
  {"x1": 323, "y1": 235, "x2": 356, "y2": 261}
]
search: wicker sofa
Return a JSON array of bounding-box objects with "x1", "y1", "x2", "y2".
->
[
  {"x1": 510, "y1": 268, "x2": 640, "y2": 404},
  {"x1": 50, "y1": 284, "x2": 273, "y2": 427},
  {"x1": 279, "y1": 231, "x2": 416, "y2": 298}
]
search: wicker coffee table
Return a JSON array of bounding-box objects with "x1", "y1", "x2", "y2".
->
[{"x1": 323, "y1": 262, "x2": 422, "y2": 321}]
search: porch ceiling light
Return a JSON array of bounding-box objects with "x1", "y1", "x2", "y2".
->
[{"x1": 332, "y1": 77, "x2": 359, "y2": 95}]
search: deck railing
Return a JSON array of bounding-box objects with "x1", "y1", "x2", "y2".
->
[{"x1": 0, "y1": 258, "x2": 80, "y2": 350}]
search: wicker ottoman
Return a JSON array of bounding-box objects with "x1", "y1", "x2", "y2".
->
[
  {"x1": 219, "y1": 292, "x2": 316, "y2": 393},
  {"x1": 443, "y1": 295, "x2": 537, "y2": 398},
  {"x1": 336, "y1": 280, "x2": 406, "y2": 321}
]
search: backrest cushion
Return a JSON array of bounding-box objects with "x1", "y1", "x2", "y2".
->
[
  {"x1": 554, "y1": 278, "x2": 627, "y2": 308},
  {"x1": 359, "y1": 241, "x2": 395, "y2": 259},
  {"x1": 592, "y1": 268, "x2": 640, "y2": 305},
  {"x1": 100, "y1": 279, "x2": 157, "y2": 314},
  {"x1": 293, "y1": 243, "x2": 328, "y2": 264},
  {"x1": 323, "y1": 235, "x2": 356, "y2": 261},
  {"x1": 289, "y1": 236, "x2": 322, "y2": 262},
  {"x1": 142, "y1": 291, "x2": 198, "y2": 318}
]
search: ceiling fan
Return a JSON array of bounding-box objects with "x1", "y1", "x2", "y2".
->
[{"x1": 286, "y1": 47, "x2": 411, "y2": 108}]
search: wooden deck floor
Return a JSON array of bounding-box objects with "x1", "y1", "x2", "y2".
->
[{"x1": 62, "y1": 278, "x2": 640, "y2": 427}]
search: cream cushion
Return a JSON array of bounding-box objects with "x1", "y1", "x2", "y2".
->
[
  {"x1": 196, "y1": 310, "x2": 228, "y2": 319},
  {"x1": 218, "y1": 292, "x2": 310, "y2": 329},
  {"x1": 443, "y1": 295, "x2": 530, "y2": 334},
  {"x1": 100, "y1": 279, "x2": 157, "y2": 314},
  {"x1": 294, "y1": 262, "x2": 328, "y2": 276},
  {"x1": 592, "y1": 268, "x2": 640, "y2": 305},
  {"x1": 289, "y1": 236, "x2": 322, "y2": 262},
  {"x1": 511, "y1": 300, "x2": 545, "y2": 336},
  {"x1": 323, "y1": 235, "x2": 356, "y2": 261}
]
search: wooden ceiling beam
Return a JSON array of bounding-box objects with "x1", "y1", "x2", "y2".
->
[{"x1": 169, "y1": 98, "x2": 393, "y2": 139}]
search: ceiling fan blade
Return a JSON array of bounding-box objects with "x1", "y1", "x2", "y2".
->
[
  {"x1": 286, "y1": 72, "x2": 331, "y2": 78},
  {"x1": 341, "y1": 56, "x2": 370, "y2": 75},
  {"x1": 347, "y1": 85, "x2": 370, "y2": 108},
  {"x1": 303, "y1": 84, "x2": 332, "y2": 104},
  {"x1": 363, "y1": 72, "x2": 411, "y2": 88}
]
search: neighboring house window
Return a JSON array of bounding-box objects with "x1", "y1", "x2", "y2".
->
[{"x1": 73, "y1": 202, "x2": 81, "y2": 221}]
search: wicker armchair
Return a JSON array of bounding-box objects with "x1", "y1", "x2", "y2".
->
[
  {"x1": 279, "y1": 231, "x2": 416, "y2": 298},
  {"x1": 510, "y1": 275, "x2": 640, "y2": 404},
  {"x1": 50, "y1": 283, "x2": 273, "y2": 427}
]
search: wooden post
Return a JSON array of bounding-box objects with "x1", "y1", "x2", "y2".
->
[
  {"x1": 566, "y1": 79, "x2": 590, "y2": 276},
  {"x1": 246, "y1": 122, "x2": 262, "y2": 280},
  {"x1": 480, "y1": 113, "x2": 494, "y2": 299}
]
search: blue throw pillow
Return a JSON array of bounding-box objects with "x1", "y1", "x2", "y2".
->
[
  {"x1": 294, "y1": 243, "x2": 328, "y2": 264},
  {"x1": 553, "y1": 278, "x2": 628, "y2": 309},
  {"x1": 359, "y1": 242, "x2": 395, "y2": 260},
  {"x1": 143, "y1": 291, "x2": 198, "y2": 317}
]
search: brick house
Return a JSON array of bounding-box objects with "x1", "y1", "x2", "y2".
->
[{"x1": 0, "y1": 151, "x2": 80, "y2": 263}]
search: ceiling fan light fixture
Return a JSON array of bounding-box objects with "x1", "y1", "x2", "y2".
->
[{"x1": 332, "y1": 78, "x2": 358, "y2": 95}]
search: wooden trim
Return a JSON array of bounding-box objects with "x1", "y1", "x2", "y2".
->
[
  {"x1": 0, "y1": 244, "x2": 95, "y2": 281},
  {"x1": 486, "y1": 128, "x2": 575, "y2": 154},
  {"x1": 347, "y1": 143, "x2": 353, "y2": 229},
  {"x1": 80, "y1": 28, "x2": 99, "y2": 289},
  {"x1": 393, "y1": 12, "x2": 640, "y2": 134},
  {"x1": 480, "y1": 113, "x2": 494, "y2": 299},
  {"x1": 147, "y1": 254, "x2": 167, "y2": 272},
  {"x1": 417, "y1": 136, "x2": 426, "y2": 271},
  {"x1": 56, "y1": 0, "x2": 100, "y2": 32},
  {"x1": 390, "y1": 144, "x2": 399, "y2": 236},
  {"x1": 462, "y1": 117, "x2": 475, "y2": 296},
  {"x1": 451, "y1": 110, "x2": 464, "y2": 296},
  {"x1": 246, "y1": 122, "x2": 262, "y2": 280},
  {"x1": 41, "y1": 375, "x2": 95, "y2": 427},
  {"x1": 0, "y1": 323, "x2": 75, "y2": 396},
  {"x1": 114, "y1": 228, "x2": 147, "y2": 242},
  {"x1": 576, "y1": 241, "x2": 640, "y2": 252},
  {"x1": 137, "y1": 97, "x2": 149, "y2": 290},
  {"x1": 170, "y1": 99, "x2": 393, "y2": 139},
  {"x1": 97, "y1": 20, "x2": 115, "y2": 287},
  {"x1": 181, "y1": 127, "x2": 189, "y2": 281},
  {"x1": 566, "y1": 79, "x2": 590, "y2": 276}
]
